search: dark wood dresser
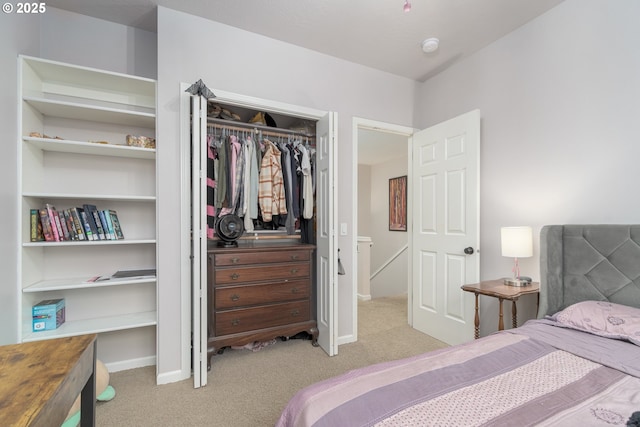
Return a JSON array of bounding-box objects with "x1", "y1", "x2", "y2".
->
[{"x1": 207, "y1": 243, "x2": 318, "y2": 366}]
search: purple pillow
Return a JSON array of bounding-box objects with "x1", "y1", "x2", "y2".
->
[{"x1": 551, "y1": 301, "x2": 640, "y2": 345}]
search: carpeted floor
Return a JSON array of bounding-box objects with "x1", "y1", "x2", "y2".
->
[{"x1": 96, "y1": 295, "x2": 448, "y2": 426}]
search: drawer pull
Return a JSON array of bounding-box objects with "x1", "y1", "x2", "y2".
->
[
  {"x1": 291, "y1": 287, "x2": 299, "y2": 294},
  {"x1": 231, "y1": 319, "x2": 240, "y2": 326},
  {"x1": 230, "y1": 273, "x2": 240, "y2": 280},
  {"x1": 231, "y1": 257, "x2": 240, "y2": 264},
  {"x1": 290, "y1": 309, "x2": 300, "y2": 317},
  {"x1": 230, "y1": 294, "x2": 240, "y2": 301},
  {"x1": 290, "y1": 254, "x2": 299, "y2": 260},
  {"x1": 290, "y1": 268, "x2": 298, "y2": 274}
]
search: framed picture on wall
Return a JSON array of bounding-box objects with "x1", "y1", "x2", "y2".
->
[{"x1": 389, "y1": 175, "x2": 407, "y2": 231}]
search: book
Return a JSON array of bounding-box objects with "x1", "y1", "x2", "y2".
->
[
  {"x1": 45, "y1": 204, "x2": 60, "y2": 241},
  {"x1": 82, "y1": 204, "x2": 102, "y2": 240},
  {"x1": 30, "y1": 209, "x2": 44, "y2": 242},
  {"x1": 111, "y1": 268, "x2": 156, "y2": 278},
  {"x1": 58, "y1": 209, "x2": 71, "y2": 241},
  {"x1": 77, "y1": 208, "x2": 95, "y2": 241},
  {"x1": 64, "y1": 209, "x2": 77, "y2": 240},
  {"x1": 109, "y1": 210, "x2": 124, "y2": 239},
  {"x1": 97, "y1": 210, "x2": 111, "y2": 240},
  {"x1": 101, "y1": 209, "x2": 116, "y2": 240},
  {"x1": 69, "y1": 207, "x2": 86, "y2": 241},
  {"x1": 38, "y1": 208, "x2": 55, "y2": 242}
]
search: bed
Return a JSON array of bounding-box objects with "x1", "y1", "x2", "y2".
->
[{"x1": 276, "y1": 224, "x2": 640, "y2": 427}]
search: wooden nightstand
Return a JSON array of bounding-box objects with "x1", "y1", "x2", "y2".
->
[{"x1": 461, "y1": 279, "x2": 540, "y2": 339}]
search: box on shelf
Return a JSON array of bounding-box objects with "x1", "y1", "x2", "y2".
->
[
  {"x1": 126, "y1": 135, "x2": 155, "y2": 148},
  {"x1": 32, "y1": 298, "x2": 65, "y2": 332}
]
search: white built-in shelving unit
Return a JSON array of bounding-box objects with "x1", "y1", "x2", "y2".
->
[{"x1": 18, "y1": 55, "x2": 157, "y2": 369}]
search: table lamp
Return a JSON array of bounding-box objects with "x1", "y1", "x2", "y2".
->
[{"x1": 501, "y1": 226, "x2": 533, "y2": 286}]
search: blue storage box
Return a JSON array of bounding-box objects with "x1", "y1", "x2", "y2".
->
[{"x1": 32, "y1": 298, "x2": 65, "y2": 332}]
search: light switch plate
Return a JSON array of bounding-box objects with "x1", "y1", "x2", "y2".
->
[{"x1": 340, "y1": 223, "x2": 347, "y2": 236}]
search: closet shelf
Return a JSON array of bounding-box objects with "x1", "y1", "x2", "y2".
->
[
  {"x1": 22, "y1": 310, "x2": 157, "y2": 342},
  {"x1": 23, "y1": 137, "x2": 156, "y2": 159}
]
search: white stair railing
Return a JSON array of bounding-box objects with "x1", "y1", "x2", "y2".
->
[{"x1": 370, "y1": 244, "x2": 408, "y2": 280}]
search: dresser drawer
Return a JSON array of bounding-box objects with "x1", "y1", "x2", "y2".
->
[
  {"x1": 215, "y1": 280, "x2": 310, "y2": 309},
  {"x1": 214, "y1": 263, "x2": 310, "y2": 285},
  {"x1": 215, "y1": 301, "x2": 310, "y2": 336},
  {"x1": 214, "y1": 250, "x2": 310, "y2": 267}
]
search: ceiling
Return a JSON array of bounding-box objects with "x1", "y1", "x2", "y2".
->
[
  {"x1": 43, "y1": 0, "x2": 564, "y2": 165},
  {"x1": 44, "y1": 0, "x2": 564, "y2": 82}
]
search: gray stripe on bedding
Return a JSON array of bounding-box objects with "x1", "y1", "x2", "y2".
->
[
  {"x1": 485, "y1": 365, "x2": 625, "y2": 426},
  {"x1": 513, "y1": 319, "x2": 640, "y2": 377},
  {"x1": 313, "y1": 337, "x2": 554, "y2": 427}
]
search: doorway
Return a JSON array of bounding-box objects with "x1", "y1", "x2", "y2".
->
[{"x1": 352, "y1": 118, "x2": 415, "y2": 340}]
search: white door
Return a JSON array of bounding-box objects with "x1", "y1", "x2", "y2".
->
[
  {"x1": 410, "y1": 110, "x2": 480, "y2": 346},
  {"x1": 316, "y1": 112, "x2": 338, "y2": 356},
  {"x1": 190, "y1": 95, "x2": 209, "y2": 387}
]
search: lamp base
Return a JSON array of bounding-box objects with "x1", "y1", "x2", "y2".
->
[{"x1": 503, "y1": 277, "x2": 532, "y2": 287}]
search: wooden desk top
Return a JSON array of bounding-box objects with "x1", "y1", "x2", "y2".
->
[
  {"x1": 462, "y1": 279, "x2": 540, "y2": 300},
  {"x1": 0, "y1": 334, "x2": 96, "y2": 427}
]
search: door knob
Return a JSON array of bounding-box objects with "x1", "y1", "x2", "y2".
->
[{"x1": 464, "y1": 247, "x2": 474, "y2": 255}]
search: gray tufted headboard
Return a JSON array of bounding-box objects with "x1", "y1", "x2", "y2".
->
[{"x1": 538, "y1": 224, "x2": 640, "y2": 317}]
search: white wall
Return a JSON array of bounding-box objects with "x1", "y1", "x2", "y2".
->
[
  {"x1": 0, "y1": 11, "x2": 40, "y2": 345},
  {"x1": 39, "y1": 8, "x2": 157, "y2": 79},
  {"x1": 156, "y1": 6, "x2": 416, "y2": 380},
  {"x1": 357, "y1": 165, "x2": 372, "y2": 237},
  {"x1": 415, "y1": 0, "x2": 640, "y2": 335},
  {"x1": 369, "y1": 156, "x2": 409, "y2": 298},
  {"x1": 0, "y1": 8, "x2": 156, "y2": 348}
]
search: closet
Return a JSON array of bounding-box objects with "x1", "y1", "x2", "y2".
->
[{"x1": 185, "y1": 88, "x2": 337, "y2": 387}]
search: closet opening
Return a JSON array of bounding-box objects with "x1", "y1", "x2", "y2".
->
[{"x1": 203, "y1": 100, "x2": 318, "y2": 245}]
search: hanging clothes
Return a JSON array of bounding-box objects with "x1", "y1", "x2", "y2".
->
[
  {"x1": 206, "y1": 136, "x2": 217, "y2": 239},
  {"x1": 242, "y1": 136, "x2": 259, "y2": 232},
  {"x1": 258, "y1": 139, "x2": 287, "y2": 223}
]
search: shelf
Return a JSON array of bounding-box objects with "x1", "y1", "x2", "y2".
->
[
  {"x1": 24, "y1": 137, "x2": 155, "y2": 159},
  {"x1": 22, "y1": 192, "x2": 156, "y2": 202},
  {"x1": 23, "y1": 239, "x2": 156, "y2": 247},
  {"x1": 23, "y1": 277, "x2": 156, "y2": 292},
  {"x1": 24, "y1": 96, "x2": 155, "y2": 128},
  {"x1": 22, "y1": 311, "x2": 157, "y2": 342},
  {"x1": 22, "y1": 55, "x2": 155, "y2": 108}
]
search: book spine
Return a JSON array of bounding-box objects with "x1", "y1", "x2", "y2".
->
[
  {"x1": 59, "y1": 209, "x2": 71, "y2": 241},
  {"x1": 100, "y1": 209, "x2": 115, "y2": 240},
  {"x1": 78, "y1": 208, "x2": 95, "y2": 241},
  {"x1": 52, "y1": 210, "x2": 66, "y2": 241},
  {"x1": 70, "y1": 207, "x2": 86, "y2": 240},
  {"x1": 82, "y1": 204, "x2": 101, "y2": 240},
  {"x1": 39, "y1": 208, "x2": 55, "y2": 242},
  {"x1": 109, "y1": 210, "x2": 124, "y2": 239},
  {"x1": 92, "y1": 210, "x2": 106, "y2": 240},
  {"x1": 63, "y1": 210, "x2": 77, "y2": 241},
  {"x1": 45, "y1": 204, "x2": 60, "y2": 241},
  {"x1": 30, "y1": 209, "x2": 41, "y2": 242}
]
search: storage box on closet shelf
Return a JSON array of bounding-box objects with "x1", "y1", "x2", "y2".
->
[{"x1": 126, "y1": 135, "x2": 156, "y2": 148}]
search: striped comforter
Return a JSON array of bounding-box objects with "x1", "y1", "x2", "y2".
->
[{"x1": 276, "y1": 320, "x2": 640, "y2": 427}]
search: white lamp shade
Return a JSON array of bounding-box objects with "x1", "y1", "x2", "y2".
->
[{"x1": 501, "y1": 226, "x2": 533, "y2": 258}]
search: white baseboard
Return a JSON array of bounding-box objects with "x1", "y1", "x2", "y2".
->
[
  {"x1": 156, "y1": 368, "x2": 191, "y2": 385},
  {"x1": 357, "y1": 293, "x2": 371, "y2": 301},
  {"x1": 338, "y1": 333, "x2": 356, "y2": 346},
  {"x1": 105, "y1": 355, "x2": 156, "y2": 373}
]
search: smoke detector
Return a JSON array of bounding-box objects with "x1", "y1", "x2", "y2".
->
[{"x1": 421, "y1": 38, "x2": 439, "y2": 53}]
